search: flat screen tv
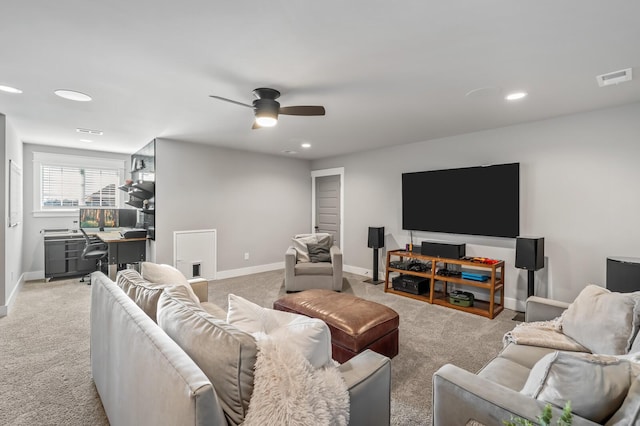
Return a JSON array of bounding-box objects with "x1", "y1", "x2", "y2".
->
[{"x1": 402, "y1": 163, "x2": 519, "y2": 238}]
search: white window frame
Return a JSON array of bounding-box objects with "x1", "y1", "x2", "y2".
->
[{"x1": 33, "y1": 152, "x2": 126, "y2": 218}]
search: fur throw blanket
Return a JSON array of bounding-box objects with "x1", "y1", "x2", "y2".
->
[
  {"x1": 243, "y1": 338, "x2": 349, "y2": 426},
  {"x1": 503, "y1": 317, "x2": 589, "y2": 352}
]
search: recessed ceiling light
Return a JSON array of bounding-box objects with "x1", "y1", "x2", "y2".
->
[
  {"x1": 79, "y1": 139, "x2": 93, "y2": 143},
  {"x1": 76, "y1": 128, "x2": 103, "y2": 135},
  {"x1": 55, "y1": 89, "x2": 92, "y2": 102},
  {"x1": 301, "y1": 143, "x2": 312, "y2": 149},
  {"x1": 0, "y1": 85, "x2": 23, "y2": 94},
  {"x1": 505, "y1": 91, "x2": 528, "y2": 101}
]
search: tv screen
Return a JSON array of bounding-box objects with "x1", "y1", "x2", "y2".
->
[{"x1": 402, "y1": 163, "x2": 519, "y2": 238}]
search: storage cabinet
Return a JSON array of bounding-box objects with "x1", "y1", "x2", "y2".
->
[
  {"x1": 44, "y1": 233, "x2": 97, "y2": 280},
  {"x1": 384, "y1": 249, "x2": 505, "y2": 319}
]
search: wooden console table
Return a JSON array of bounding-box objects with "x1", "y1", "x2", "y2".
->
[{"x1": 384, "y1": 249, "x2": 504, "y2": 319}]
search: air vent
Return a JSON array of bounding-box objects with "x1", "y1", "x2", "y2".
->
[
  {"x1": 76, "y1": 128, "x2": 104, "y2": 135},
  {"x1": 596, "y1": 68, "x2": 633, "y2": 87}
]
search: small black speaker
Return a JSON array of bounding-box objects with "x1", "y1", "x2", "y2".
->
[
  {"x1": 607, "y1": 257, "x2": 640, "y2": 293},
  {"x1": 368, "y1": 227, "x2": 385, "y2": 249},
  {"x1": 515, "y1": 237, "x2": 545, "y2": 271},
  {"x1": 420, "y1": 241, "x2": 466, "y2": 259}
]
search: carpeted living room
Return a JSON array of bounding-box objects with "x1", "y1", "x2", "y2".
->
[
  {"x1": 1, "y1": 270, "x2": 518, "y2": 425},
  {"x1": 2, "y1": 2, "x2": 640, "y2": 426}
]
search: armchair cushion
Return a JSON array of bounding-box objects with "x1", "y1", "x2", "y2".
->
[
  {"x1": 521, "y1": 351, "x2": 632, "y2": 423},
  {"x1": 292, "y1": 235, "x2": 317, "y2": 262},
  {"x1": 307, "y1": 243, "x2": 331, "y2": 263},
  {"x1": 561, "y1": 284, "x2": 640, "y2": 355},
  {"x1": 295, "y1": 262, "x2": 334, "y2": 276},
  {"x1": 227, "y1": 294, "x2": 332, "y2": 369},
  {"x1": 607, "y1": 375, "x2": 640, "y2": 426},
  {"x1": 291, "y1": 233, "x2": 333, "y2": 262}
]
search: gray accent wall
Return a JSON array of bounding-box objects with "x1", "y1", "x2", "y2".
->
[
  {"x1": 154, "y1": 138, "x2": 311, "y2": 273},
  {"x1": 1, "y1": 115, "x2": 24, "y2": 315},
  {"x1": 311, "y1": 102, "x2": 640, "y2": 304}
]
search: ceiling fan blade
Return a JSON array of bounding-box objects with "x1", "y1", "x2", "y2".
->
[
  {"x1": 209, "y1": 95, "x2": 253, "y2": 109},
  {"x1": 278, "y1": 106, "x2": 326, "y2": 116}
]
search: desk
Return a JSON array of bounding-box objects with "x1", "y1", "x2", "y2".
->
[{"x1": 96, "y1": 231, "x2": 147, "y2": 280}]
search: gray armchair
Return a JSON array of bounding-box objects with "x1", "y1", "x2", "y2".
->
[{"x1": 285, "y1": 233, "x2": 343, "y2": 292}]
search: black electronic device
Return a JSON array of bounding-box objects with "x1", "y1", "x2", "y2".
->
[
  {"x1": 402, "y1": 163, "x2": 519, "y2": 238},
  {"x1": 120, "y1": 229, "x2": 148, "y2": 239},
  {"x1": 390, "y1": 261, "x2": 410, "y2": 270},
  {"x1": 407, "y1": 261, "x2": 431, "y2": 272},
  {"x1": 365, "y1": 226, "x2": 385, "y2": 284},
  {"x1": 79, "y1": 208, "x2": 138, "y2": 231},
  {"x1": 515, "y1": 236, "x2": 545, "y2": 297},
  {"x1": 392, "y1": 275, "x2": 429, "y2": 295},
  {"x1": 421, "y1": 241, "x2": 466, "y2": 259},
  {"x1": 515, "y1": 237, "x2": 545, "y2": 270},
  {"x1": 607, "y1": 257, "x2": 640, "y2": 293},
  {"x1": 118, "y1": 209, "x2": 138, "y2": 228},
  {"x1": 367, "y1": 227, "x2": 385, "y2": 249}
]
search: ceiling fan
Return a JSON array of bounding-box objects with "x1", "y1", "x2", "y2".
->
[{"x1": 209, "y1": 88, "x2": 325, "y2": 129}]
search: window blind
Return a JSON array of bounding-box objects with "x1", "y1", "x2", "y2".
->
[{"x1": 41, "y1": 165, "x2": 120, "y2": 208}]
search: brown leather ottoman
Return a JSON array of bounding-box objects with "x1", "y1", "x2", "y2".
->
[{"x1": 273, "y1": 289, "x2": 399, "y2": 363}]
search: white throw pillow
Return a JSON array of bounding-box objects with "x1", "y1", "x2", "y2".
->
[
  {"x1": 561, "y1": 284, "x2": 640, "y2": 355},
  {"x1": 140, "y1": 262, "x2": 200, "y2": 304},
  {"x1": 292, "y1": 235, "x2": 318, "y2": 263},
  {"x1": 521, "y1": 351, "x2": 632, "y2": 423},
  {"x1": 227, "y1": 294, "x2": 332, "y2": 369}
]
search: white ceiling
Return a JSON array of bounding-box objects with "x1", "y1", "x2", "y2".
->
[{"x1": 1, "y1": 1, "x2": 639, "y2": 160}]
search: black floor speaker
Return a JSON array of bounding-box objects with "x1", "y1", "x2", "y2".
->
[{"x1": 607, "y1": 257, "x2": 640, "y2": 293}]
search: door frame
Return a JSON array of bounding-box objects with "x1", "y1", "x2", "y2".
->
[{"x1": 311, "y1": 167, "x2": 344, "y2": 252}]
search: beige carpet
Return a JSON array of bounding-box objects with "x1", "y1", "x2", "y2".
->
[{"x1": 0, "y1": 270, "x2": 518, "y2": 425}]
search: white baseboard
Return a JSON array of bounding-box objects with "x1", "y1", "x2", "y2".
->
[
  {"x1": 215, "y1": 262, "x2": 285, "y2": 280},
  {"x1": 344, "y1": 264, "x2": 385, "y2": 278},
  {"x1": 24, "y1": 270, "x2": 45, "y2": 281},
  {"x1": 1, "y1": 272, "x2": 26, "y2": 317}
]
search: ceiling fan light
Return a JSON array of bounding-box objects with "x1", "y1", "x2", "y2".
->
[{"x1": 255, "y1": 114, "x2": 278, "y2": 127}]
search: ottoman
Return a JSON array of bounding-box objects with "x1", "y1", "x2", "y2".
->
[{"x1": 273, "y1": 289, "x2": 399, "y2": 363}]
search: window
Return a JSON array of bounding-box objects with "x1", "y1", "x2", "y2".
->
[{"x1": 33, "y1": 152, "x2": 125, "y2": 217}]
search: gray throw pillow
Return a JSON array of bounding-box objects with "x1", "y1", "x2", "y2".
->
[{"x1": 307, "y1": 243, "x2": 331, "y2": 263}]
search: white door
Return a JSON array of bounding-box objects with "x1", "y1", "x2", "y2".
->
[{"x1": 313, "y1": 172, "x2": 342, "y2": 247}]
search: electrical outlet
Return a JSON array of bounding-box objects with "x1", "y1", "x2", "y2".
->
[{"x1": 244, "y1": 252, "x2": 250, "y2": 261}]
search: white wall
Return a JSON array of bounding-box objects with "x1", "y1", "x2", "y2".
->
[
  {"x1": 155, "y1": 139, "x2": 311, "y2": 275},
  {"x1": 312, "y1": 102, "x2": 640, "y2": 306},
  {"x1": 21, "y1": 143, "x2": 130, "y2": 277},
  {"x1": 1, "y1": 115, "x2": 24, "y2": 316}
]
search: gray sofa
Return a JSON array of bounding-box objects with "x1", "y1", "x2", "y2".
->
[
  {"x1": 433, "y1": 287, "x2": 640, "y2": 426},
  {"x1": 90, "y1": 271, "x2": 391, "y2": 425}
]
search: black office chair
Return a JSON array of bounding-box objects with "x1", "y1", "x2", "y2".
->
[{"x1": 80, "y1": 229, "x2": 108, "y2": 285}]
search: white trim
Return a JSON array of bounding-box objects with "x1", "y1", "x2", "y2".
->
[
  {"x1": 311, "y1": 167, "x2": 345, "y2": 255},
  {"x1": 215, "y1": 262, "x2": 284, "y2": 280}
]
